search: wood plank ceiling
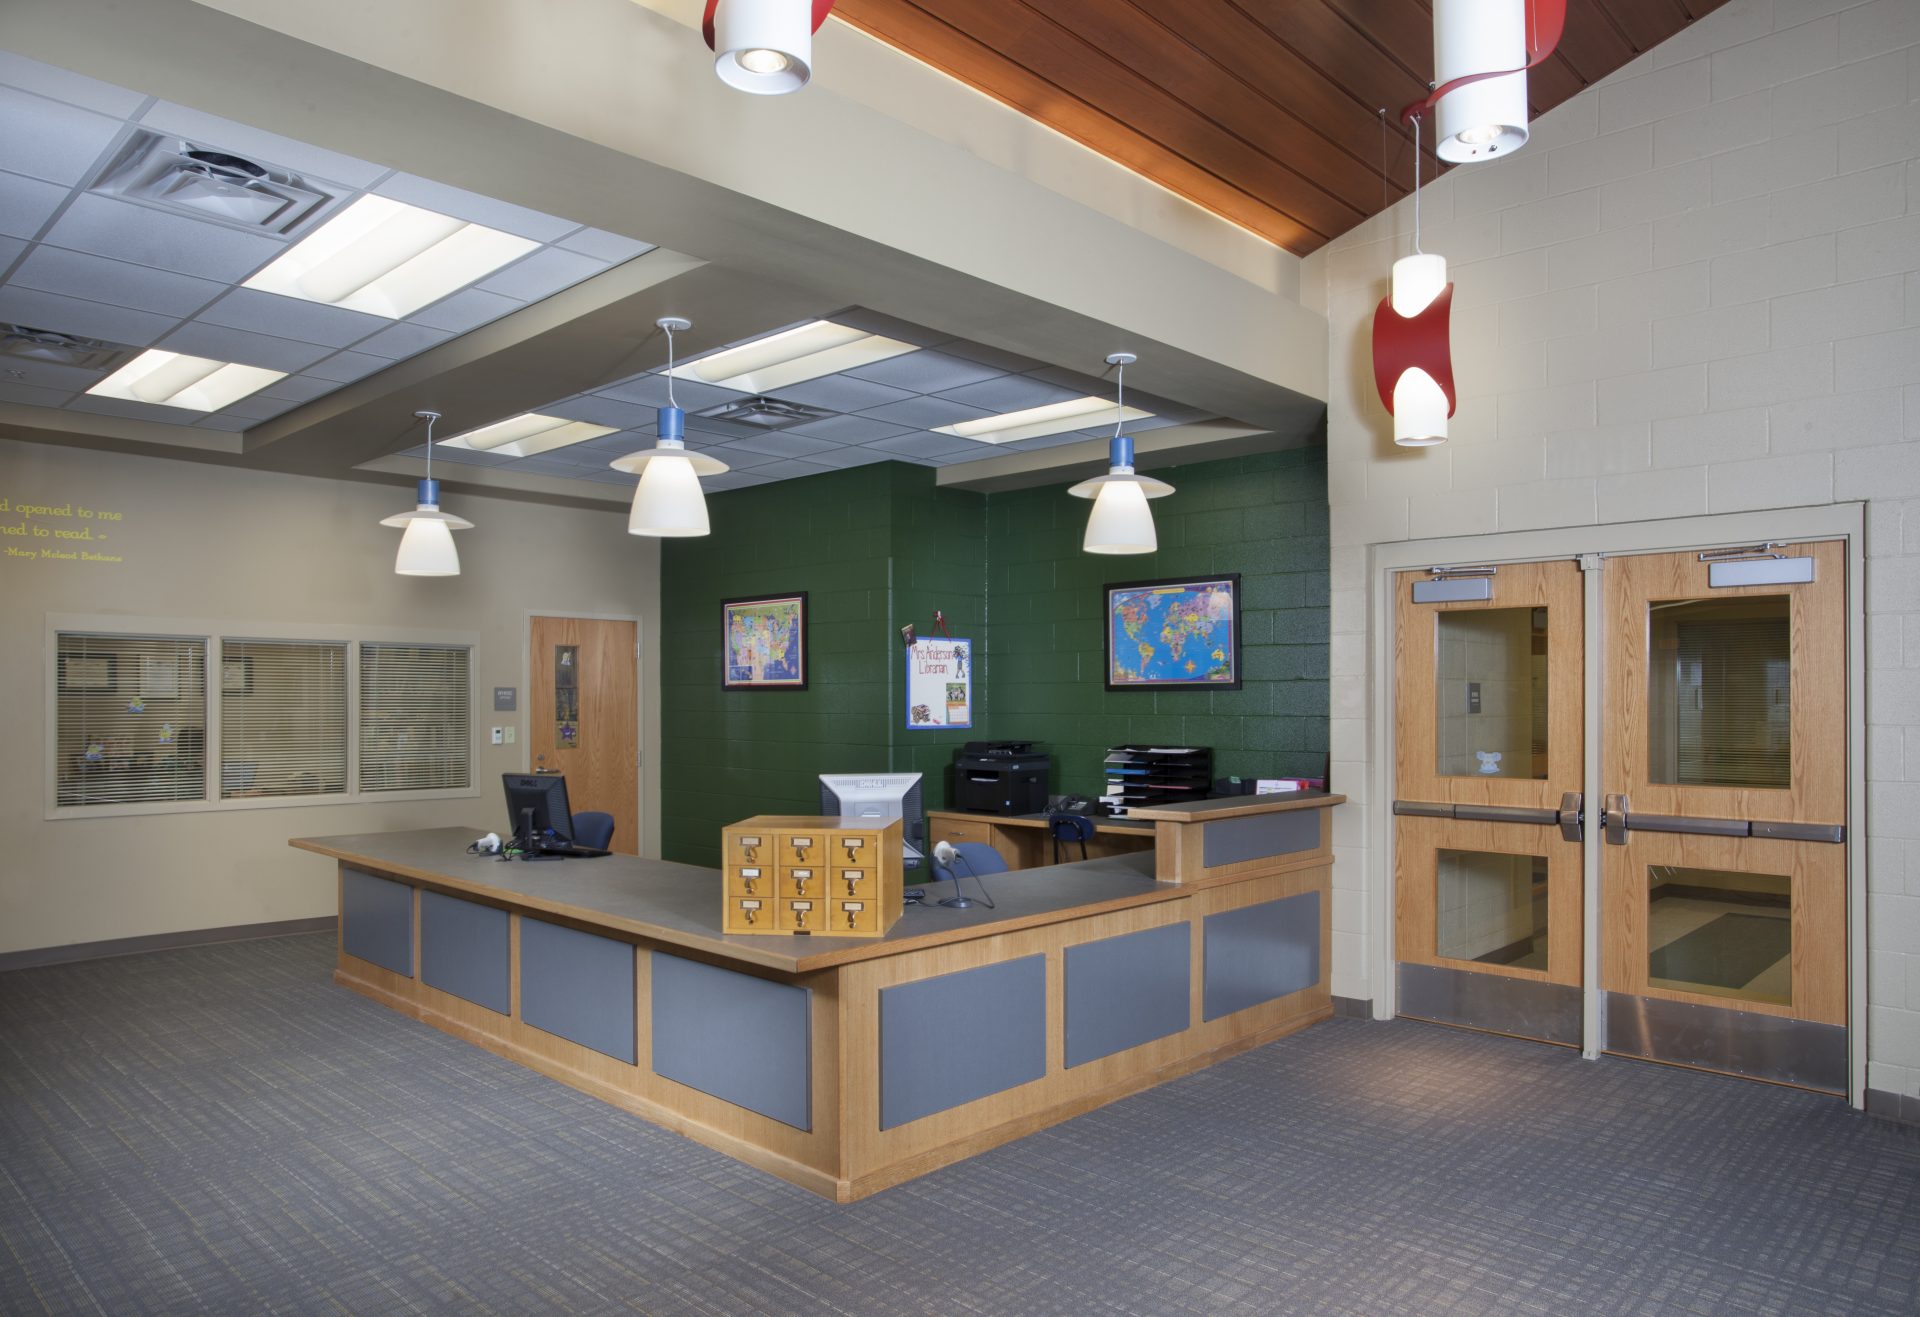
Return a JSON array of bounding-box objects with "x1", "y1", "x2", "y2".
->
[{"x1": 831, "y1": 0, "x2": 1731, "y2": 255}]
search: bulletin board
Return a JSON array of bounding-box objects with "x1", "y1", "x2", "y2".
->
[{"x1": 905, "y1": 638, "x2": 972, "y2": 730}]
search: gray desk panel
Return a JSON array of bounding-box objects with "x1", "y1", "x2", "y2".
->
[
  {"x1": 420, "y1": 890, "x2": 510, "y2": 1016},
  {"x1": 520, "y1": 917, "x2": 636, "y2": 1064},
  {"x1": 1203, "y1": 892, "x2": 1320, "y2": 1021},
  {"x1": 341, "y1": 867, "x2": 412, "y2": 977},
  {"x1": 880, "y1": 956, "x2": 1046, "y2": 1130},
  {"x1": 1064, "y1": 922, "x2": 1191, "y2": 1068},
  {"x1": 1202, "y1": 809, "x2": 1321, "y2": 868},
  {"x1": 651, "y1": 953, "x2": 812, "y2": 1130}
]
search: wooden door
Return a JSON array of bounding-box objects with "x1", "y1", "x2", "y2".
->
[
  {"x1": 1600, "y1": 542, "x2": 1847, "y2": 1089},
  {"x1": 529, "y1": 616, "x2": 638, "y2": 854},
  {"x1": 1392, "y1": 560, "x2": 1585, "y2": 1043}
]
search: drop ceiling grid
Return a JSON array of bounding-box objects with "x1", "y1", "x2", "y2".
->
[
  {"x1": 0, "y1": 50, "x2": 653, "y2": 429},
  {"x1": 403, "y1": 308, "x2": 1208, "y2": 493}
]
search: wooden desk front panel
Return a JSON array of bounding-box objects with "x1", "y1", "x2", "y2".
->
[{"x1": 926, "y1": 812, "x2": 1156, "y2": 872}]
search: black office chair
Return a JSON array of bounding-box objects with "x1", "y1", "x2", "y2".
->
[
  {"x1": 573, "y1": 811, "x2": 616, "y2": 850},
  {"x1": 1048, "y1": 812, "x2": 1094, "y2": 864}
]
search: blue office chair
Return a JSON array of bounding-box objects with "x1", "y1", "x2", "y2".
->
[
  {"x1": 572, "y1": 811, "x2": 616, "y2": 850},
  {"x1": 1048, "y1": 812, "x2": 1095, "y2": 864},
  {"x1": 930, "y1": 841, "x2": 1005, "y2": 909}
]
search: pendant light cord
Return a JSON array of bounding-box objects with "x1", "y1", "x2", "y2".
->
[
  {"x1": 664, "y1": 322, "x2": 678, "y2": 409},
  {"x1": 1112, "y1": 359, "x2": 1126, "y2": 439},
  {"x1": 422, "y1": 411, "x2": 435, "y2": 487},
  {"x1": 1411, "y1": 113, "x2": 1424, "y2": 256}
]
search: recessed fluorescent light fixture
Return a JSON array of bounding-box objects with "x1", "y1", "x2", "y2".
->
[
  {"x1": 667, "y1": 320, "x2": 916, "y2": 393},
  {"x1": 242, "y1": 195, "x2": 538, "y2": 319},
  {"x1": 86, "y1": 350, "x2": 286, "y2": 412},
  {"x1": 932, "y1": 396, "x2": 1154, "y2": 445},
  {"x1": 437, "y1": 413, "x2": 618, "y2": 459}
]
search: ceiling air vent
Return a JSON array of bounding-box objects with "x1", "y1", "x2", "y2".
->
[
  {"x1": 0, "y1": 325, "x2": 130, "y2": 372},
  {"x1": 694, "y1": 395, "x2": 833, "y2": 430},
  {"x1": 89, "y1": 130, "x2": 333, "y2": 234}
]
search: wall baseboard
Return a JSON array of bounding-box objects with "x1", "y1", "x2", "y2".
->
[
  {"x1": 0, "y1": 917, "x2": 336, "y2": 973},
  {"x1": 1332, "y1": 995, "x2": 1373, "y2": 1019},
  {"x1": 1864, "y1": 1088, "x2": 1920, "y2": 1128}
]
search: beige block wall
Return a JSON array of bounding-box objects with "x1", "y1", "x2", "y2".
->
[
  {"x1": 0, "y1": 439, "x2": 660, "y2": 955},
  {"x1": 1304, "y1": 0, "x2": 1920, "y2": 1097}
]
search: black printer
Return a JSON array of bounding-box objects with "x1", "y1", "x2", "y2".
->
[{"x1": 953, "y1": 741, "x2": 1051, "y2": 816}]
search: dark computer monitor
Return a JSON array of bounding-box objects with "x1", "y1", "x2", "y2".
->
[{"x1": 503, "y1": 773, "x2": 574, "y2": 851}]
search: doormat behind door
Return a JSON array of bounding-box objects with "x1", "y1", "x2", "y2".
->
[{"x1": 1648, "y1": 913, "x2": 1790, "y2": 995}]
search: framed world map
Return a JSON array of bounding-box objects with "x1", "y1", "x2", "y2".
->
[
  {"x1": 722, "y1": 592, "x2": 807, "y2": 690},
  {"x1": 1104, "y1": 574, "x2": 1241, "y2": 691}
]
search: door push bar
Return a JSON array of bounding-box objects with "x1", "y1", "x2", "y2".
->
[
  {"x1": 1600, "y1": 794, "x2": 1844, "y2": 845},
  {"x1": 1393, "y1": 792, "x2": 1585, "y2": 843}
]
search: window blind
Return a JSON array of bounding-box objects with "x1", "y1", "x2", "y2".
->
[
  {"x1": 56, "y1": 633, "x2": 207, "y2": 806},
  {"x1": 359, "y1": 643, "x2": 471, "y2": 792},
  {"x1": 219, "y1": 640, "x2": 348, "y2": 799}
]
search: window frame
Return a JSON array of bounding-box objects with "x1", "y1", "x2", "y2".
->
[{"x1": 45, "y1": 614, "x2": 480, "y2": 820}]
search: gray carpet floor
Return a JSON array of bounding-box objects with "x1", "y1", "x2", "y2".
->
[{"x1": 2, "y1": 933, "x2": 1917, "y2": 1315}]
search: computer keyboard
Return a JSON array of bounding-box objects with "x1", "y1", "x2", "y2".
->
[{"x1": 530, "y1": 841, "x2": 610, "y2": 859}]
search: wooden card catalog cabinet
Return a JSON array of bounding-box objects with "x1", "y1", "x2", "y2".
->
[{"x1": 722, "y1": 816, "x2": 903, "y2": 938}]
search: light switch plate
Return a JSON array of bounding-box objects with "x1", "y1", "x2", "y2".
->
[{"x1": 503, "y1": 725, "x2": 516, "y2": 744}]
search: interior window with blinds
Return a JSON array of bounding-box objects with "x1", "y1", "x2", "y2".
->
[
  {"x1": 56, "y1": 633, "x2": 208, "y2": 806},
  {"x1": 1647, "y1": 596, "x2": 1791, "y2": 790},
  {"x1": 220, "y1": 640, "x2": 348, "y2": 799},
  {"x1": 359, "y1": 643, "x2": 472, "y2": 792}
]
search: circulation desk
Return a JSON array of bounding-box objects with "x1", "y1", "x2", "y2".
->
[{"x1": 292, "y1": 791, "x2": 1343, "y2": 1202}]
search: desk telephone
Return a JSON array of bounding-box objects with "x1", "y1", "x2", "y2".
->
[{"x1": 1056, "y1": 794, "x2": 1094, "y2": 814}]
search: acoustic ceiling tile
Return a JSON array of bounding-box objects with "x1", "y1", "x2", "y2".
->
[
  {"x1": 0, "y1": 171, "x2": 66, "y2": 240},
  {"x1": 407, "y1": 287, "x2": 522, "y2": 334},
  {"x1": 0, "y1": 51, "x2": 148, "y2": 118},
  {"x1": 374, "y1": 173, "x2": 581, "y2": 244},
  {"x1": 859, "y1": 430, "x2": 985, "y2": 460},
  {"x1": 300, "y1": 351, "x2": 390, "y2": 383},
  {"x1": 594, "y1": 373, "x2": 744, "y2": 411},
  {"x1": 715, "y1": 430, "x2": 843, "y2": 458},
  {"x1": 802, "y1": 445, "x2": 895, "y2": 468},
  {"x1": 257, "y1": 374, "x2": 339, "y2": 403},
  {"x1": 772, "y1": 373, "x2": 916, "y2": 413},
  {"x1": 156, "y1": 321, "x2": 332, "y2": 371},
  {"x1": 192, "y1": 413, "x2": 253, "y2": 431},
  {"x1": 45, "y1": 193, "x2": 286, "y2": 283},
  {"x1": 0, "y1": 285, "x2": 179, "y2": 347},
  {"x1": 927, "y1": 337, "x2": 1039, "y2": 373},
  {"x1": 544, "y1": 395, "x2": 658, "y2": 429},
  {"x1": 0, "y1": 234, "x2": 26, "y2": 270},
  {"x1": 349, "y1": 321, "x2": 455, "y2": 360},
  {"x1": 855, "y1": 395, "x2": 993, "y2": 431},
  {"x1": 474, "y1": 247, "x2": 605, "y2": 301},
  {"x1": 702, "y1": 470, "x2": 776, "y2": 491},
  {"x1": 0, "y1": 380, "x2": 76, "y2": 408},
  {"x1": 776, "y1": 414, "x2": 910, "y2": 444},
  {"x1": 67, "y1": 393, "x2": 202, "y2": 423},
  {"x1": 11, "y1": 245, "x2": 225, "y2": 319},
  {"x1": 0, "y1": 87, "x2": 124, "y2": 187},
  {"x1": 749, "y1": 458, "x2": 842, "y2": 480},
  {"x1": 138, "y1": 101, "x2": 386, "y2": 189},
  {"x1": 843, "y1": 348, "x2": 1003, "y2": 394},
  {"x1": 556, "y1": 228, "x2": 658, "y2": 263},
  {"x1": 192, "y1": 287, "x2": 387, "y2": 347},
  {"x1": 931, "y1": 373, "x2": 1085, "y2": 413}
]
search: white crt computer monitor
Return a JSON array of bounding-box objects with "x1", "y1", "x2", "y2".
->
[{"x1": 818, "y1": 772, "x2": 924, "y2": 868}]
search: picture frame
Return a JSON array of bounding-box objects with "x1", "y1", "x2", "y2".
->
[
  {"x1": 139, "y1": 656, "x2": 180, "y2": 700},
  {"x1": 721, "y1": 592, "x2": 808, "y2": 690},
  {"x1": 1104, "y1": 573, "x2": 1242, "y2": 691},
  {"x1": 58, "y1": 654, "x2": 115, "y2": 692},
  {"x1": 220, "y1": 656, "x2": 253, "y2": 695}
]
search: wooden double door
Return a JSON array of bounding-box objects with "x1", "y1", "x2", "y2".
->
[{"x1": 1393, "y1": 542, "x2": 1848, "y2": 1092}]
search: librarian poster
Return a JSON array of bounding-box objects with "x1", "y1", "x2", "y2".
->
[{"x1": 906, "y1": 638, "x2": 971, "y2": 729}]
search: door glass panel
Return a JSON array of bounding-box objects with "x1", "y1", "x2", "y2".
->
[
  {"x1": 1434, "y1": 608, "x2": 1548, "y2": 779},
  {"x1": 1647, "y1": 865, "x2": 1791, "y2": 1006},
  {"x1": 1436, "y1": 849, "x2": 1548, "y2": 970},
  {"x1": 1647, "y1": 596, "x2": 1790, "y2": 788}
]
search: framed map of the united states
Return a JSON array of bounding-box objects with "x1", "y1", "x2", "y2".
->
[
  {"x1": 721, "y1": 592, "x2": 807, "y2": 690},
  {"x1": 1104, "y1": 575, "x2": 1241, "y2": 691}
]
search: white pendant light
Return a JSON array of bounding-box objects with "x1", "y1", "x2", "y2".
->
[
  {"x1": 1432, "y1": 0, "x2": 1540, "y2": 162},
  {"x1": 380, "y1": 410, "x2": 473, "y2": 576},
  {"x1": 1067, "y1": 353, "x2": 1174, "y2": 555},
  {"x1": 704, "y1": 0, "x2": 834, "y2": 95},
  {"x1": 611, "y1": 318, "x2": 729, "y2": 537},
  {"x1": 1373, "y1": 116, "x2": 1456, "y2": 448}
]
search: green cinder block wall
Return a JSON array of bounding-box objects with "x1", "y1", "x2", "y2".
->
[
  {"x1": 660, "y1": 449, "x2": 1326, "y2": 867},
  {"x1": 983, "y1": 447, "x2": 1329, "y2": 798}
]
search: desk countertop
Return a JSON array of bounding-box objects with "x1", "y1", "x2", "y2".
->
[
  {"x1": 1123, "y1": 790, "x2": 1345, "y2": 822},
  {"x1": 293, "y1": 827, "x2": 1179, "y2": 976},
  {"x1": 929, "y1": 810, "x2": 1157, "y2": 834}
]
